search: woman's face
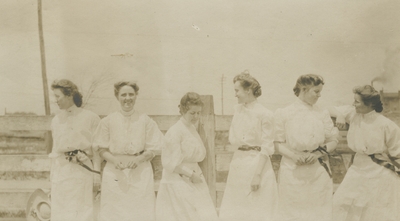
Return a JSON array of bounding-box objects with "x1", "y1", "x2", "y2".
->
[
  {"x1": 300, "y1": 84, "x2": 323, "y2": 105},
  {"x1": 353, "y1": 94, "x2": 373, "y2": 114},
  {"x1": 117, "y1": 85, "x2": 137, "y2": 112},
  {"x1": 53, "y1": 89, "x2": 74, "y2": 110},
  {"x1": 234, "y1": 81, "x2": 252, "y2": 104},
  {"x1": 183, "y1": 105, "x2": 202, "y2": 125}
]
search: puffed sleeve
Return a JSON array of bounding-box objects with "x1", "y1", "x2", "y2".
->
[
  {"x1": 162, "y1": 125, "x2": 184, "y2": 173},
  {"x1": 322, "y1": 110, "x2": 339, "y2": 143},
  {"x1": 336, "y1": 105, "x2": 356, "y2": 124},
  {"x1": 144, "y1": 115, "x2": 165, "y2": 154},
  {"x1": 274, "y1": 108, "x2": 286, "y2": 143},
  {"x1": 384, "y1": 120, "x2": 400, "y2": 158},
  {"x1": 260, "y1": 111, "x2": 275, "y2": 156},
  {"x1": 93, "y1": 116, "x2": 110, "y2": 151}
]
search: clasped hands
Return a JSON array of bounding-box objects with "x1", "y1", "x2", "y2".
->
[
  {"x1": 114, "y1": 156, "x2": 143, "y2": 170},
  {"x1": 292, "y1": 151, "x2": 321, "y2": 166}
]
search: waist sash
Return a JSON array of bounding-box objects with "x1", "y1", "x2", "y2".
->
[
  {"x1": 238, "y1": 145, "x2": 261, "y2": 152},
  {"x1": 308, "y1": 146, "x2": 332, "y2": 178},
  {"x1": 369, "y1": 153, "x2": 400, "y2": 177},
  {"x1": 65, "y1": 149, "x2": 101, "y2": 175}
]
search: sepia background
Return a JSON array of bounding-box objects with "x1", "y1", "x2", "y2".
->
[{"x1": 1, "y1": 0, "x2": 400, "y2": 116}]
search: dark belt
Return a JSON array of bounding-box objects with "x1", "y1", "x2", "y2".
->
[
  {"x1": 65, "y1": 149, "x2": 101, "y2": 175},
  {"x1": 310, "y1": 146, "x2": 332, "y2": 178},
  {"x1": 369, "y1": 153, "x2": 400, "y2": 177},
  {"x1": 134, "y1": 150, "x2": 145, "y2": 156},
  {"x1": 238, "y1": 145, "x2": 261, "y2": 152}
]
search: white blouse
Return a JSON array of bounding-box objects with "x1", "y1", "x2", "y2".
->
[
  {"x1": 50, "y1": 105, "x2": 100, "y2": 157},
  {"x1": 162, "y1": 117, "x2": 206, "y2": 173},
  {"x1": 229, "y1": 101, "x2": 275, "y2": 156},
  {"x1": 275, "y1": 99, "x2": 338, "y2": 151},
  {"x1": 94, "y1": 111, "x2": 164, "y2": 154},
  {"x1": 338, "y1": 105, "x2": 400, "y2": 157}
]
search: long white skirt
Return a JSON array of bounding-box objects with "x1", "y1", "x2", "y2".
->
[
  {"x1": 99, "y1": 161, "x2": 155, "y2": 221},
  {"x1": 156, "y1": 163, "x2": 218, "y2": 221},
  {"x1": 51, "y1": 157, "x2": 94, "y2": 221},
  {"x1": 333, "y1": 153, "x2": 400, "y2": 221},
  {"x1": 276, "y1": 156, "x2": 333, "y2": 221},
  {"x1": 219, "y1": 150, "x2": 278, "y2": 221}
]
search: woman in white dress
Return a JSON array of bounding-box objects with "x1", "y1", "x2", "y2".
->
[
  {"x1": 93, "y1": 81, "x2": 164, "y2": 221},
  {"x1": 331, "y1": 85, "x2": 400, "y2": 221},
  {"x1": 50, "y1": 79, "x2": 100, "y2": 221},
  {"x1": 156, "y1": 92, "x2": 218, "y2": 221},
  {"x1": 274, "y1": 74, "x2": 338, "y2": 221},
  {"x1": 219, "y1": 72, "x2": 278, "y2": 221}
]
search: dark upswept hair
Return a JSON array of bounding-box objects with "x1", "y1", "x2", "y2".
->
[
  {"x1": 51, "y1": 79, "x2": 83, "y2": 107},
  {"x1": 353, "y1": 85, "x2": 383, "y2": 112},
  {"x1": 114, "y1": 81, "x2": 139, "y2": 97},
  {"x1": 178, "y1": 92, "x2": 204, "y2": 115},
  {"x1": 233, "y1": 70, "x2": 262, "y2": 98},
  {"x1": 293, "y1": 74, "x2": 325, "y2": 97}
]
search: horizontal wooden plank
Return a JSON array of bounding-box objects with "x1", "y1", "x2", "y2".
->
[
  {"x1": 0, "y1": 146, "x2": 47, "y2": 155},
  {"x1": 0, "y1": 203, "x2": 26, "y2": 218},
  {"x1": 334, "y1": 146, "x2": 355, "y2": 154},
  {"x1": 0, "y1": 155, "x2": 50, "y2": 172},
  {"x1": 0, "y1": 180, "x2": 50, "y2": 191},
  {"x1": 0, "y1": 131, "x2": 46, "y2": 139},
  {"x1": 0, "y1": 171, "x2": 49, "y2": 182},
  {"x1": 216, "y1": 153, "x2": 233, "y2": 171},
  {"x1": 0, "y1": 218, "x2": 26, "y2": 221},
  {"x1": 0, "y1": 116, "x2": 52, "y2": 131}
]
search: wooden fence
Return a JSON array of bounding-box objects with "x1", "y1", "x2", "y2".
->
[{"x1": 0, "y1": 95, "x2": 354, "y2": 219}]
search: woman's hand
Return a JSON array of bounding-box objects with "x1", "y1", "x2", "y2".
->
[
  {"x1": 114, "y1": 161, "x2": 126, "y2": 170},
  {"x1": 126, "y1": 160, "x2": 138, "y2": 169},
  {"x1": 335, "y1": 114, "x2": 347, "y2": 130},
  {"x1": 291, "y1": 152, "x2": 307, "y2": 166},
  {"x1": 190, "y1": 171, "x2": 203, "y2": 183},
  {"x1": 304, "y1": 152, "x2": 319, "y2": 165},
  {"x1": 76, "y1": 151, "x2": 90, "y2": 162},
  {"x1": 250, "y1": 174, "x2": 261, "y2": 191},
  {"x1": 126, "y1": 156, "x2": 144, "y2": 169}
]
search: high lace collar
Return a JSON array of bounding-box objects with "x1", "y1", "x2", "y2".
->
[
  {"x1": 296, "y1": 97, "x2": 314, "y2": 108},
  {"x1": 242, "y1": 99, "x2": 258, "y2": 109},
  {"x1": 65, "y1": 104, "x2": 78, "y2": 114},
  {"x1": 180, "y1": 116, "x2": 197, "y2": 128},
  {"x1": 119, "y1": 108, "x2": 135, "y2": 117},
  {"x1": 359, "y1": 109, "x2": 376, "y2": 118}
]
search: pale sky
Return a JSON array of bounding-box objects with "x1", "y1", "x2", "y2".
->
[{"x1": 1, "y1": 0, "x2": 400, "y2": 116}]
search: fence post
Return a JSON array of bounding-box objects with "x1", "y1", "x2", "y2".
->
[
  {"x1": 45, "y1": 131, "x2": 53, "y2": 154},
  {"x1": 198, "y1": 95, "x2": 217, "y2": 205}
]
